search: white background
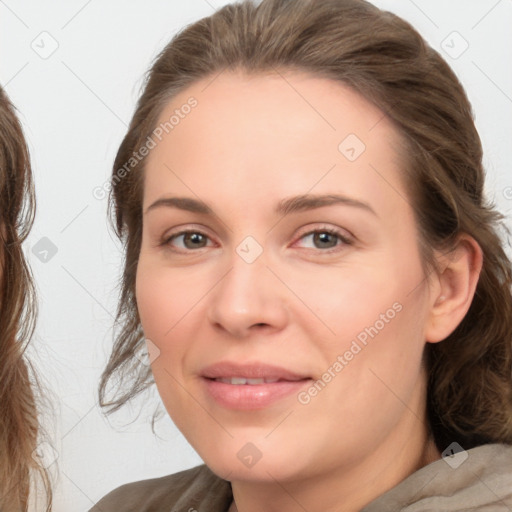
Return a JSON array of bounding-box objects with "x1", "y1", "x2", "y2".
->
[{"x1": 1, "y1": 1, "x2": 511, "y2": 510}]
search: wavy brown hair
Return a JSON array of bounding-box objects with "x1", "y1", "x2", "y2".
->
[
  {"x1": 0, "y1": 86, "x2": 52, "y2": 511},
  {"x1": 99, "y1": 0, "x2": 512, "y2": 452}
]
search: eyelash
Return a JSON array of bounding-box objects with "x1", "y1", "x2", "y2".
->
[
  {"x1": 160, "y1": 225, "x2": 353, "y2": 254},
  {"x1": 296, "y1": 227, "x2": 352, "y2": 253}
]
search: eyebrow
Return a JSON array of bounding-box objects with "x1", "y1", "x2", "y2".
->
[
  {"x1": 145, "y1": 193, "x2": 377, "y2": 217},
  {"x1": 276, "y1": 194, "x2": 377, "y2": 217},
  {"x1": 145, "y1": 196, "x2": 212, "y2": 215}
]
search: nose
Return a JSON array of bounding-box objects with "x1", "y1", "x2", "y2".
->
[{"x1": 206, "y1": 252, "x2": 289, "y2": 339}]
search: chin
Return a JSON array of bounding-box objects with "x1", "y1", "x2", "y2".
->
[
  {"x1": 204, "y1": 455, "x2": 298, "y2": 483},
  {"x1": 195, "y1": 436, "x2": 315, "y2": 484}
]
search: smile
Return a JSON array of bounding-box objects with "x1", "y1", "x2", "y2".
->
[{"x1": 213, "y1": 377, "x2": 281, "y2": 385}]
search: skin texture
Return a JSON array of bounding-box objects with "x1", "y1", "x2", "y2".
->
[{"x1": 136, "y1": 71, "x2": 482, "y2": 512}]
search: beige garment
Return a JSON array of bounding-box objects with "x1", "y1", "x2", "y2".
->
[{"x1": 90, "y1": 443, "x2": 512, "y2": 512}]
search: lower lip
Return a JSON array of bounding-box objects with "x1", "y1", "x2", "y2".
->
[{"x1": 202, "y1": 378, "x2": 311, "y2": 410}]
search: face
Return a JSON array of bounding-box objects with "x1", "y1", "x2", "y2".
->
[{"x1": 136, "y1": 71, "x2": 435, "y2": 483}]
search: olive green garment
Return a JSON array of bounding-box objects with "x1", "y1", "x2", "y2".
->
[{"x1": 90, "y1": 443, "x2": 512, "y2": 511}]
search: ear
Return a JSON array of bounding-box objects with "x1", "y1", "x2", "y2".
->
[{"x1": 425, "y1": 234, "x2": 483, "y2": 344}]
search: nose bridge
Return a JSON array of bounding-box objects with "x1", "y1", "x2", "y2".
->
[
  {"x1": 218, "y1": 244, "x2": 271, "y2": 313},
  {"x1": 207, "y1": 237, "x2": 288, "y2": 336}
]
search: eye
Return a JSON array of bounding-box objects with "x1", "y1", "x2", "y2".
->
[
  {"x1": 295, "y1": 227, "x2": 352, "y2": 251},
  {"x1": 163, "y1": 230, "x2": 213, "y2": 250}
]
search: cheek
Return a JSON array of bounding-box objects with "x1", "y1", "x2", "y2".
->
[
  {"x1": 300, "y1": 296, "x2": 428, "y2": 463},
  {"x1": 135, "y1": 264, "x2": 169, "y2": 339},
  {"x1": 135, "y1": 260, "x2": 193, "y2": 421},
  {"x1": 135, "y1": 256, "x2": 202, "y2": 340},
  {"x1": 135, "y1": 256, "x2": 217, "y2": 388},
  {"x1": 319, "y1": 280, "x2": 429, "y2": 425},
  {"x1": 287, "y1": 258, "x2": 413, "y2": 349},
  {"x1": 302, "y1": 248, "x2": 429, "y2": 397},
  {"x1": 135, "y1": 260, "x2": 190, "y2": 382}
]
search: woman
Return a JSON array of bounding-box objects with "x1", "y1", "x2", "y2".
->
[
  {"x1": 93, "y1": 0, "x2": 512, "y2": 510},
  {"x1": 0, "y1": 86, "x2": 51, "y2": 510}
]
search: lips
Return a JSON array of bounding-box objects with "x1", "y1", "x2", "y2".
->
[
  {"x1": 201, "y1": 361, "x2": 310, "y2": 382},
  {"x1": 200, "y1": 361, "x2": 312, "y2": 410}
]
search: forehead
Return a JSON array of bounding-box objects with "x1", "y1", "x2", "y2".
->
[
  {"x1": 143, "y1": 70, "x2": 408, "y2": 219},
  {"x1": 153, "y1": 69, "x2": 396, "y2": 147}
]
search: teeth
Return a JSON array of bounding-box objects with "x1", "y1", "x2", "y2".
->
[{"x1": 215, "y1": 377, "x2": 280, "y2": 385}]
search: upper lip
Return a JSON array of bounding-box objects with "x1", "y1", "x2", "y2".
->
[{"x1": 201, "y1": 361, "x2": 310, "y2": 381}]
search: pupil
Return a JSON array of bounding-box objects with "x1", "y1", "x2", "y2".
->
[
  {"x1": 185, "y1": 233, "x2": 205, "y2": 248},
  {"x1": 314, "y1": 232, "x2": 336, "y2": 248}
]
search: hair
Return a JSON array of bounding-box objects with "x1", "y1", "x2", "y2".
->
[
  {"x1": 0, "y1": 86, "x2": 52, "y2": 511},
  {"x1": 99, "y1": 0, "x2": 512, "y2": 452}
]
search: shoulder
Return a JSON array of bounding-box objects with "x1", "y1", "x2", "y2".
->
[
  {"x1": 89, "y1": 464, "x2": 232, "y2": 512},
  {"x1": 363, "y1": 443, "x2": 512, "y2": 512}
]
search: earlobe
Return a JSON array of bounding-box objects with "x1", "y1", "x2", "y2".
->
[{"x1": 425, "y1": 235, "x2": 483, "y2": 344}]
